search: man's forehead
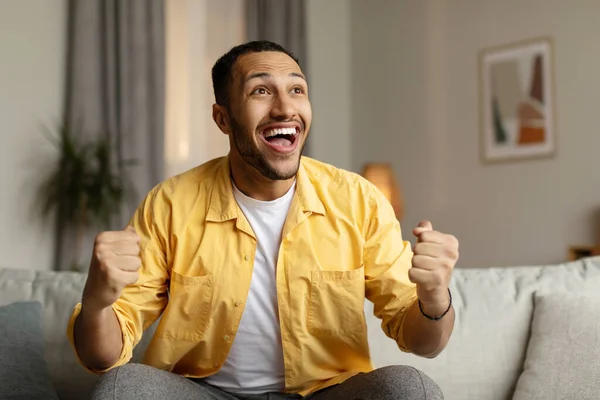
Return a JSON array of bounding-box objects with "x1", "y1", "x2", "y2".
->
[{"x1": 234, "y1": 51, "x2": 302, "y2": 80}]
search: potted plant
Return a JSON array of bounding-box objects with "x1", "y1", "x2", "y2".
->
[{"x1": 36, "y1": 126, "x2": 135, "y2": 271}]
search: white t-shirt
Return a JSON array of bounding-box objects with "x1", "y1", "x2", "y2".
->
[{"x1": 204, "y1": 181, "x2": 295, "y2": 394}]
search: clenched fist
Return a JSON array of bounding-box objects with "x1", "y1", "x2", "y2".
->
[
  {"x1": 409, "y1": 220, "x2": 459, "y2": 314},
  {"x1": 82, "y1": 226, "x2": 142, "y2": 313}
]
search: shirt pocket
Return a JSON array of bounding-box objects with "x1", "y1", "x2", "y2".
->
[
  {"x1": 156, "y1": 270, "x2": 213, "y2": 341},
  {"x1": 307, "y1": 267, "x2": 366, "y2": 336}
]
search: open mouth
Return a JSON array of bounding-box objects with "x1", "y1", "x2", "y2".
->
[{"x1": 260, "y1": 126, "x2": 300, "y2": 153}]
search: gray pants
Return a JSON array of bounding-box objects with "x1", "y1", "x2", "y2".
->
[{"x1": 91, "y1": 363, "x2": 443, "y2": 400}]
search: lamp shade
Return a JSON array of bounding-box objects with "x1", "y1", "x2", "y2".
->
[{"x1": 361, "y1": 163, "x2": 403, "y2": 220}]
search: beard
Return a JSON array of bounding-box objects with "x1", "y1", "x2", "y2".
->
[{"x1": 229, "y1": 115, "x2": 306, "y2": 181}]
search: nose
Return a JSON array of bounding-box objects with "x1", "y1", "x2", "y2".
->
[{"x1": 270, "y1": 92, "x2": 295, "y2": 120}]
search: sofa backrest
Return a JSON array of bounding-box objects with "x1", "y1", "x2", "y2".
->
[{"x1": 365, "y1": 257, "x2": 600, "y2": 400}]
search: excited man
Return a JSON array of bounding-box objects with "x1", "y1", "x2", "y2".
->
[{"x1": 68, "y1": 41, "x2": 459, "y2": 400}]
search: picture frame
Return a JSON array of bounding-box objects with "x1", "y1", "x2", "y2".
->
[{"x1": 479, "y1": 36, "x2": 557, "y2": 164}]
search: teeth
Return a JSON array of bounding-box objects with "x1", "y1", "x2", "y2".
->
[{"x1": 264, "y1": 127, "x2": 297, "y2": 137}]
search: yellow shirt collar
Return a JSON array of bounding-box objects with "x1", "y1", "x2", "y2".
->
[{"x1": 206, "y1": 156, "x2": 325, "y2": 223}]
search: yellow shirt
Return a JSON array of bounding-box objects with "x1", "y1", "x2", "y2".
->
[{"x1": 66, "y1": 156, "x2": 417, "y2": 396}]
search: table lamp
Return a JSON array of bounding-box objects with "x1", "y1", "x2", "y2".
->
[{"x1": 361, "y1": 163, "x2": 403, "y2": 220}]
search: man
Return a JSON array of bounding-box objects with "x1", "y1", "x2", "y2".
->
[{"x1": 68, "y1": 41, "x2": 459, "y2": 400}]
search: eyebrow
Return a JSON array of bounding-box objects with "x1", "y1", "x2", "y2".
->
[{"x1": 245, "y1": 72, "x2": 307, "y2": 83}]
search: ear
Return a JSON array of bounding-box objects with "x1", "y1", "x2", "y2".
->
[{"x1": 212, "y1": 104, "x2": 232, "y2": 135}]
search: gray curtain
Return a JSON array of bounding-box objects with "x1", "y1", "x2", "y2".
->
[
  {"x1": 246, "y1": 0, "x2": 309, "y2": 152},
  {"x1": 246, "y1": 0, "x2": 307, "y2": 70},
  {"x1": 57, "y1": 0, "x2": 164, "y2": 270}
]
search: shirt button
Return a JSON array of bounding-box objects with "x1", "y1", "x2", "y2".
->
[
  {"x1": 244, "y1": 255, "x2": 250, "y2": 261},
  {"x1": 235, "y1": 300, "x2": 243, "y2": 307},
  {"x1": 214, "y1": 362, "x2": 219, "y2": 368},
  {"x1": 224, "y1": 335, "x2": 230, "y2": 341}
]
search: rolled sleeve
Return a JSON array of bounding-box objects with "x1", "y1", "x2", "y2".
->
[
  {"x1": 363, "y1": 188, "x2": 418, "y2": 352},
  {"x1": 65, "y1": 303, "x2": 133, "y2": 374}
]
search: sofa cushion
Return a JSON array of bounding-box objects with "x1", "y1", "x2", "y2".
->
[
  {"x1": 0, "y1": 268, "x2": 98, "y2": 400},
  {"x1": 0, "y1": 301, "x2": 60, "y2": 400},
  {"x1": 512, "y1": 292, "x2": 600, "y2": 400},
  {"x1": 0, "y1": 267, "x2": 159, "y2": 400},
  {"x1": 365, "y1": 256, "x2": 600, "y2": 400}
]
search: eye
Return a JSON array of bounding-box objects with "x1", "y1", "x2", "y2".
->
[
  {"x1": 251, "y1": 87, "x2": 268, "y2": 95},
  {"x1": 290, "y1": 86, "x2": 305, "y2": 95}
]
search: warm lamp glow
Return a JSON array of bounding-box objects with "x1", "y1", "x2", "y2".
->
[{"x1": 361, "y1": 163, "x2": 403, "y2": 220}]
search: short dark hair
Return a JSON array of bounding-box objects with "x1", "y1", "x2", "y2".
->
[{"x1": 211, "y1": 40, "x2": 299, "y2": 108}]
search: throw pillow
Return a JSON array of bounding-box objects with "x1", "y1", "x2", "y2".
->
[
  {"x1": 513, "y1": 292, "x2": 600, "y2": 400},
  {"x1": 0, "y1": 301, "x2": 60, "y2": 400}
]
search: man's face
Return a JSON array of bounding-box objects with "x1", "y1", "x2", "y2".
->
[{"x1": 221, "y1": 51, "x2": 312, "y2": 181}]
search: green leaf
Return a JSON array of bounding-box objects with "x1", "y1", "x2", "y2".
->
[{"x1": 34, "y1": 124, "x2": 136, "y2": 232}]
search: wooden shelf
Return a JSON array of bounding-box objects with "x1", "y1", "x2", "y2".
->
[{"x1": 568, "y1": 245, "x2": 600, "y2": 261}]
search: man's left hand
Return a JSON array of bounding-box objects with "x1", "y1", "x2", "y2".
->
[{"x1": 409, "y1": 220, "x2": 459, "y2": 314}]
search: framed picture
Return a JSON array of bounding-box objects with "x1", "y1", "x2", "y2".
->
[{"x1": 479, "y1": 37, "x2": 556, "y2": 163}]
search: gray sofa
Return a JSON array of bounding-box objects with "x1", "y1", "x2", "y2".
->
[{"x1": 1, "y1": 257, "x2": 599, "y2": 400}]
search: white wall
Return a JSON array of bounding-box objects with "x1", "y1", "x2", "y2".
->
[
  {"x1": 0, "y1": 0, "x2": 65, "y2": 270},
  {"x1": 305, "y1": 0, "x2": 352, "y2": 171},
  {"x1": 165, "y1": 0, "x2": 245, "y2": 178},
  {"x1": 7, "y1": 0, "x2": 592, "y2": 271},
  {"x1": 350, "y1": 0, "x2": 600, "y2": 267}
]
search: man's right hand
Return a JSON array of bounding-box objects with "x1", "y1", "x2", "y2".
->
[{"x1": 82, "y1": 226, "x2": 141, "y2": 313}]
